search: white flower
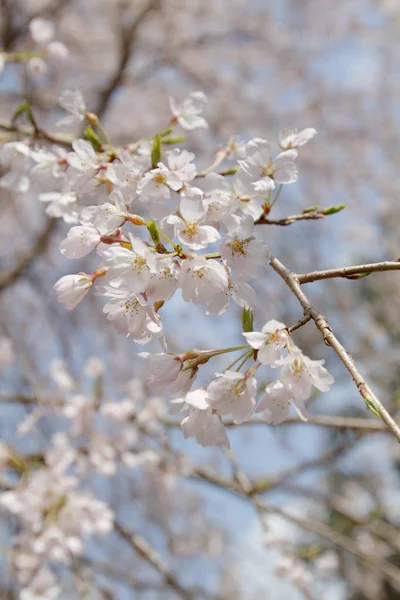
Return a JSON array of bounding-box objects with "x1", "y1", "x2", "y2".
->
[
  {"x1": 59, "y1": 224, "x2": 101, "y2": 258},
  {"x1": 99, "y1": 234, "x2": 156, "y2": 292},
  {"x1": 0, "y1": 141, "x2": 31, "y2": 193},
  {"x1": 256, "y1": 380, "x2": 307, "y2": 424},
  {"x1": 102, "y1": 286, "x2": 154, "y2": 338},
  {"x1": 200, "y1": 173, "x2": 237, "y2": 224},
  {"x1": 54, "y1": 274, "x2": 92, "y2": 310},
  {"x1": 171, "y1": 389, "x2": 229, "y2": 447},
  {"x1": 179, "y1": 254, "x2": 229, "y2": 312},
  {"x1": 49, "y1": 358, "x2": 74, "y2": 391},
  {"x1": 239, "y1": 138, "x2": 298, "y2": 193},
  {"x1": 106, "y1": 150, "x2": 142, "y2": 204},
  {"x1": 29, "y1": 18, "x2": 54, "y2": 44},
  {"x1": 137, "y1": 156, "x2": 184, "y2": 202},
  {"x1": 0, "y1": 337, "x2": 13, "y2": 373},
  {"x1": 208, "y1": 371, "x2": 257, "y2": 424},
  {"x1": 139, "y1": 352, "x2": 182, "y2": 391},
  {"x1": 27, "y1": 57, "x2": 47, "y2": 77},
  {"x1": 84, "y1": 356, "x2": 104, "y2": 377},
  {"x1": 158, "y1": 148, "x2": 196, "y2": 185},
  {"x1": 39, "y1": 191, "x2": 79, "y2": 223},
  {"x1": 66, "y1": 139, "x2": 98, "y2": 190},
  {"x1": 20, "y1": 567, "x2": 61, "y2": 600},
  {"x1": 167, "y1": 187, "x2": 220, "y2": 250},
  {"x1": 243, "y1": 319, "x2": 287, "y2": 364},
  {"x1": 145, "y1": 257, "x2": 180, "y2": 301},
  {"x1": 169, "y1": 91, "x2": 208, "y2": 130},
  {"x1": 221, "y1": 215, "x2": 269, "y2": 279},
  {"x1": 79, "y1": 197, "x2": 127, "y2": 235},
  {"x1": 277, "y1": 347, "x2": 334, "y2": 401},
  {"x1": 31, "y1": 146, "x2": 67, "y2": 181},
  {"x1": 58, "y1": 90, "x2": 87, "y2": 129},
  {"x1": 46, "y1": 42, "x2": 69, "y2": 61},
  {"x1": 279, "y1": 128, "x2": 317, "y2": 150}
]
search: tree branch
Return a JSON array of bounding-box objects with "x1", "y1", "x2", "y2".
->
[
  {"x1": 296, "y1": 260, "x2": 400, "y2": 284},
  {"x1": 0, "y1": 218, "x2": 56, "y2": 292},
  {"x1": 95, "y1": 0, "x2": 160, "y2": 120},
  {"x1": 269, "y1": 253, "x2": 400, "y2": 442},
  {"x1": 114, "y1": 521, "x2": 204, "y2": 600}
]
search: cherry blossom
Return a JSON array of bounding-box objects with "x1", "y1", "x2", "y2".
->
[
  {"x1": 54, "y1": 273, "x2": 93, "y2": 310},
  {"x1": 221, "y1": 215, "x2": 269, "y2": 278},
  {"x1": 169, "y1": 91, "x2": 208, "y2": 130},
  {"x1": 207, "y1": 371, "x2": 257, "y2": 424},
  {"x1": 243, "y1": 319, "x2": 287, "y2": 365},
  {"x1": 277, "y1": 347, "x2": 335, "y2": 401},
  {"x1": 279, "y1": 127, "x2": 317, "y2": 150},
  {"x1": 168, "y1": 187, "x2": 220, "y2": 250},
  {"x1": 239, "y1": 138, "x2": 298, "y2": 193}
]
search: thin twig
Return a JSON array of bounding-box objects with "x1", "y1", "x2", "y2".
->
[
  {"x1": 296, "y1": 260, "x2": 400, "y2": 284},
  {"x1": 0, "y1": 218, "x2": 56, "y2": 292},
  {"x1": 269, "y1": 253, "x2": 400, "y2": 442},
  {"x1": 114, "y1": 522, "x2": 200, "y2": 600},
  {"x1": 95, "y1": 0, "x2": 160, "y2": 119}
]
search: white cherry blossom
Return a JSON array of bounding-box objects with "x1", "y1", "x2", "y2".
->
[
  {"x1": 171, "y1": 389, "x2": 229, "y2": 447},
  {"x1": 256, "y1": 380, "x2": 307, "y2": 424},
  {"x1": 279, "y1": 127, "x2": 317, "y2": 150},
  {"x1": 239, "y1": 138, "x2": 298, "y2": 192},
  {"x1": 179, "y1": 254, "x2": 229, "y2": 312},
  {"x1": 58, "y1": 90, "x2": 87, "y2": 129},
  {"x1": 208, "y1": 371, "x2": 257, "y2": 424},
  {"x1": 221, "y1": 215, "x2": 269, "y2": 278},
  {"x1": 277, "y1": 347, "x2": 334, "y2": 401},
  {"x1": 168, "y1": 187, "x2": 220, "y2": 250},
  {"x1": 29, "y1": 18, "x2": 54, "y2": 44},
  {"x1": 59, "y1": 224, "x2": 101, "y2": 258},
  {"x1": 243, "y1": 319, "x2": 287, "y2": 364},
  {"x1": 54, "y1": 273, "x2": 93, "y2": 310},
  {"x1": 169, "y1": 91, "x2": 208, "y2": 130},
  {"x1": 99, "y1": 234, "x2": 156, "y2": 292}
]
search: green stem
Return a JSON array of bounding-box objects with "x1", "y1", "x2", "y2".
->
[{"x1": 235, "y1": 349, "x2": 254, "y2": 372}]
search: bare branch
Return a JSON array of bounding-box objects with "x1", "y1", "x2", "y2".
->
[
  {"x1": 296, "y1": 260, "x2": 400, "y2": 284},
  {"x1": 0, "y1": 218, "x2": 56, "y2": 292},
  {"x1": 114, "y1": 521, "x2": 204, "y2": 600},
  {"x1": 95, "y1": 0, "x2": 161, "y2": 120},
  {"x1": 269, "y1": 253, "x2": 400, "y2": 442}
]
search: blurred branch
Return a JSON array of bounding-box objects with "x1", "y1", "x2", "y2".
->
[
  {"x1": 95, "y1": 0, "x2": 161, "y2": 120},
  {"x1": 161, "y1": 414, "x2": 388, "y2": 431},
  {"x1": 114, "y1": 521, "x2": 208, "y2": 600},
  {"x1": 296, "y1": 260, "x2": 400, "y2": 284},
  {"x1": 0, "y1": 218, "x2": 56, "y2": 292},
  {"x1": 0, "y1": 119, "x2": 75, "y2": 147},
  {"x1": 269, "y1": 253, "x2": 400, "y2": 442},
  {"x1": 221, "y1": 449, "x2": 400, "y2": 590},
  {"x1": 255, "y1": 207, "x2": 342, "y2": 226}
]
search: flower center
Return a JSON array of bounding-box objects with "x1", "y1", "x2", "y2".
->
[
  {"x1": 153, "y1": 172, "x2": 167, "y2": 185},
  {"x1": 231, "y1": 238, "x2": 246, "y2": 255}
]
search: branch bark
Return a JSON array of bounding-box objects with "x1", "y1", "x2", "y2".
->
[
  {"x1": 296, "y1": 260, "x2": 400, "y2": 284},
  {"x1": 269, "y1": 253, "x2": 400, "y2": 442}
]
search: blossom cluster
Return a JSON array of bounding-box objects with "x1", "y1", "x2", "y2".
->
[
  {"x1": 0, "y1": 356, "x2": 165, "y2": 598},
  {"x1": 0, "y1": 17, "x2": 68, "y2": 77},
  {"x1": 0, "y1": 88, "x2": 333, "y2": 448}
]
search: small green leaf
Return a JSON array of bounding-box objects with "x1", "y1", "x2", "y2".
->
[
  {"x1": 162, "y1": 136, "x2": 186, "y2": 145},
  {"x1": 242, "y1": 306, "x2": 254, "y2": 333},
  {"x1": 365, "y1": 397, "x2": 381, "y2": 418},
  {"x1": 151, "y1": 135, "x2": 162, "y2": 168},
  {"x1": 147, "y1": 220, "x2": 160, "y2": 245},
  {"x1": 303, "y1": 205, "x2": 320, "y2": 213},
  {"x1": 84, "y1": 125, "x2": 103, "y2": 152},
  {"x1": 323, "y1": 204, "x2": 346, "y2": 215},
  {"x1": 12, "y1": 100, "x2": 37, "y2": 129}
]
